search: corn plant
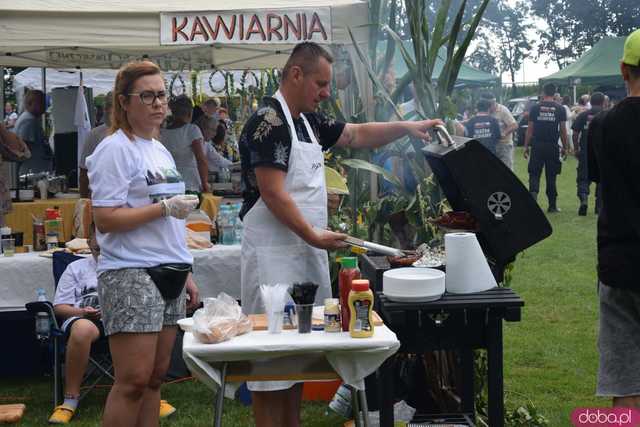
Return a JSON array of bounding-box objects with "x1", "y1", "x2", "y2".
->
[{"x1": 384, "y1": 0, "x2": 491, "y2": 118}]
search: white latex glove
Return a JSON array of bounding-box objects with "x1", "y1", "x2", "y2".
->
[{"x1": 161, "y1": 194, "x2": 199, "y2": 219}]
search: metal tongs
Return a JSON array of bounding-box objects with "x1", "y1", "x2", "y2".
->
[{"x1": 343, "y1": 236, "x2": 408, "y2": 257}]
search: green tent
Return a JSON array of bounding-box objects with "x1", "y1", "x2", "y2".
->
[
  {"x1": 379, "y1": 40, "x2": 500, "y2": 87},
  {"x1": 539, "y1": 37, "x2": 625, "y2": 87}
]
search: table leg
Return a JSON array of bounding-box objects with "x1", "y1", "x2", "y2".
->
[
  {"x1": 54, "y1": 335, "x2": 62, "y2": 406},
  {"x1": 487, "y1": 315, "x2": 504, "y2": 427},
  {"x1": 461, "y1": 347, "x2": 475, "y2": 415},
  {"x1": 214, "y1": 362, "x2": 228, "y2": 427},
  {"x1": 359, "y1": 389, "x2": 371, "y2": 427},
  {"x1": 351, "y1": 386, "x2": 362, "y2": 427},
  {"x1": 377, "y1": 357, "x2": 394, "y2": 427}
]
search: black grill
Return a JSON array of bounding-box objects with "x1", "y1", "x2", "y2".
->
[{"x1": 422, "y1": 136, "x2": 552, "y2": 272}]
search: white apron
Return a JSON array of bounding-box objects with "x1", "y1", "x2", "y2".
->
[
  {"x1": 241, "y1": 91, "x2": 331, "y2": 392},
  {"x1": 241, "y1": 90, "x2": 331, "y2": 315}
]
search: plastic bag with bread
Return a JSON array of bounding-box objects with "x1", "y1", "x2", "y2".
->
[{"x1": 192, "y1": 292, "x2": 252, "y2": 344}]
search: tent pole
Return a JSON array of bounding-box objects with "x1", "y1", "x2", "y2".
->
[
  {"x1": 41, "y1": 68, "x2": 47, "y2": 130},
  {"x1": 573, "y1": 84, "x2": 577, "y2": 104},
  {"x1": 0, "y1": 66, "x2": 5, "y2": 122}
]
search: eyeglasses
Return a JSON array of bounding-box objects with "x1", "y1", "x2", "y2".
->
[{"x1": 128, "y1": 91, "x2": 168, "y2": 105}]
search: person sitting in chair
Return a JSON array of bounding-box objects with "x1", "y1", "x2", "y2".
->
[{"x1": 48, "y1": 228, "x2": 177, "y2": 423}]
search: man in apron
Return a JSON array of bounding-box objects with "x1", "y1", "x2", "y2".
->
[{"x1": 238, "y1": 42, "x2": 442, "y2": 427}]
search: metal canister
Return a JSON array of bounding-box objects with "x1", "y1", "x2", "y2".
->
[{"x1": 33, "y1": 222, "x2": 46, "y2": 251}]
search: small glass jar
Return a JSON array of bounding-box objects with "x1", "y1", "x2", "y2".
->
[
  {"x1": 324, "y1": 298, "x2": 342, "y2": 333},
  {"x1": 46, "y1": 232, "x2": 58, "y2": 250}
]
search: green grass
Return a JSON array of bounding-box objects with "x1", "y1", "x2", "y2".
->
[
  {"x1": 0, "y1": 377, "x2": 343, "y2": 426},
  {"x1": 0, "y1": 147, "x2": 604, "y2": 426}
]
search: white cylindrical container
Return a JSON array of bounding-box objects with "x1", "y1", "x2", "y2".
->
[{"x1": 445, "y1": 232, "x2": 497, "y2": 294}]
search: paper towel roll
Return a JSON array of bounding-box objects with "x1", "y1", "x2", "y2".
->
[{"x1": 445, "y1": 232, "x2": 497, "y2": 294}]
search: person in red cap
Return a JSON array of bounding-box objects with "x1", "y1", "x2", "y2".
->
[{"x1": 588, "y1": 28, "x2": 640, "y2": 408}]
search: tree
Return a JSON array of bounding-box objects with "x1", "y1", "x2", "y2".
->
[
  {"x1": 467, "y1": 33, "x2": 499, "y2": 75},
  {"x1": 495, "y1": 2, "x2": 532, "y2": 89},
  {"x1": 531, "y1": 0, "x2": 640, "y2": 68},
  {"x1": 467, "y1": 1, "x2": 532, "y2": 88}
]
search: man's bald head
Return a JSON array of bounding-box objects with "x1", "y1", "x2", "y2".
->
[{"x1": 282, "y1": 42, "x2": 334, "y2": 81}]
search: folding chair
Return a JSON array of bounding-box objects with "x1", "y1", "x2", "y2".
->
[{"x1": 25, "y1": 251, "x2": 114, "y2": 408}]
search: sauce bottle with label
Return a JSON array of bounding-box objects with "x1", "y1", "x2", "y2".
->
[
  {"x1": 338, "y1": 257, "x2": 360, "y2": 331},
  {"x1": 324, "y1": 298, "x2": 341, "y2": 332},
  {"x1": 348, "y1": 279, "x2": 374, "y2": 338}
]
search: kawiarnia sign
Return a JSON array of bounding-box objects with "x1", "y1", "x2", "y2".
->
[{"x1": 160, "y1": 9, "x2": 332, "y2": 45}]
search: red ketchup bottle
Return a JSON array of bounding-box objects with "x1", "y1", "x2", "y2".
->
[{"x1": 338, "y1": 257, "x2": 360, "y2": 331}]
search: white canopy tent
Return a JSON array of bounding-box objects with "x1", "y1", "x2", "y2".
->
[
  {"x1": 1, "y1": 0, "x2": 373, "y2": 191},
  {"x1": 14, "y1": 68, "x2": 117, "y2": 97},
  {"x1": 0, "y1": 0, "x2": 372, "y2": 119},
  {"x1": 0, "y1": 1, "x2": 369, "y2": 70}
]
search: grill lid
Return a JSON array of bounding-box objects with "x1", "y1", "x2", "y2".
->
[{"x1": 422, "y1": 127, "x2": 552, "y2": 264}]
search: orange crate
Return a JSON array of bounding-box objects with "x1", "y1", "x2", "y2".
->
[{"x1": 302, "y1": 380, "x2": 342, "y2": 401}]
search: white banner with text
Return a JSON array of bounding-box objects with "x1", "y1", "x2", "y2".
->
[{"x1": 160, "y1": 8, "x2": 332, "y2": 45}]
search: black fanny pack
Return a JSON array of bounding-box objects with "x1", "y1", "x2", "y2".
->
[{"x1": 146, "y1": 263, "x2": 192, "y2": 300}]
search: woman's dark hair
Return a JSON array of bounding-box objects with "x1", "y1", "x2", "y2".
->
[
  {"x1": 213, "y1": 123, "x2": 226, "y2": 144},
  {"x1": 167, "y1": 95, "x2": 193, "y2": 123}
]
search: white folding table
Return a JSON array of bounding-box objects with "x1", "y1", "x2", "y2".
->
[{"x1": 181, "y1": 321, "x2": 400, "y2": 427}]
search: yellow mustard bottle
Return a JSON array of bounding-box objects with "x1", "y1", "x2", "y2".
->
[{"x1": 348, "y1": 279, "x2": 374, "y2": 338}]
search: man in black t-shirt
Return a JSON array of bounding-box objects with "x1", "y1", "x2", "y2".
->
[
  {"x1": 588, "y1": 28, "x2": 640, "y2": 408},
  {"x1": 464, "y1": 99, "x2": 502, "y2": 155},
  {"x1": 523, "y1": 83, "x2": 570, "y2": 212},
  {"x1": 572, "y1": 92, "x2": 604, "y2": 215}
]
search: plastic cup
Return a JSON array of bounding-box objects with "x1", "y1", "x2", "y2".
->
[
  {"x1": 2, "y1": 238, "x2": 15, "y2": 257},
  {"x1": 295, "y1": 304, "x2": 314, "y2": 334},
  {"x1": 267, "y1": 310, "x2": 284, "y2": 334}
]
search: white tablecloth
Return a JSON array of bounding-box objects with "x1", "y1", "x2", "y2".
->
[
  {"x1": 0, "y1": 245, "x2": 241, "y2": 311},
  {"x1": 182, "y1": 325, "x2": 400, "y2": 397}
]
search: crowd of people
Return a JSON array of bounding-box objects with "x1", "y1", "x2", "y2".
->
[{"x1": 0, "y1": 29, "x2": 638, "y2": 424}]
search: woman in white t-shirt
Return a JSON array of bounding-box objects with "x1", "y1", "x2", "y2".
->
[
  {"x1": 160, "y1": 95, "x2": 210, "y2": 193},
  {"x1": 86, "y1": 61, "x2": 200, "y2": 426}
]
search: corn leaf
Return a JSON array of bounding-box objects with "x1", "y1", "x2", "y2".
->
[
  {"x1": 383, "y1": 25, "x2": 417, "y2": 78},
  {"x1": 380, "y1": 0, "x2": 398, "y2": 75},
  {"x1": 447, "y1": 0, "x2": 491, "y2": 94},
  {"x1": 341, "y1": 158, "x2": 404, "y2": 191},
  {"x1": 428, "y1": 0, "x2": 452, "y2": 76},
  {"x1": 347, "y1": 27, "x2": 404, "y2": 120},
  {"x1": 439, "y1": 0, "x2": 466, "y2": 103}
]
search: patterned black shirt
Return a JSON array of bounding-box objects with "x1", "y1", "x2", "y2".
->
[{"x1": 239, "y1": 97, "x2": 345, "y2": 219}]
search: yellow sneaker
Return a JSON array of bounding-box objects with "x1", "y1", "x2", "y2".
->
[
  {"x1": 48, "y1": 404, "x2": 76, "y2": 424},
  {"x1": 159, "y1": 400, "x2": 176, "y2": 419}
]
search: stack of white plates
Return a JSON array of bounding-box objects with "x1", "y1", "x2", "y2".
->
[{"x1": 383, "y1": 267, "x2": 445, "y2": 302}]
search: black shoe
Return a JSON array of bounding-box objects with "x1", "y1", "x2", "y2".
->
[
  {"x1": 548, "y1": 206, "x2": 561, "y2": 213},
  {"x1": 578, "y1": 204, "x2": 587, "y2": 216}
]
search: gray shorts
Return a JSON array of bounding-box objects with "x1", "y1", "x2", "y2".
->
[
  {"x1": 597, "y1": 283, "x2": 640, "y2": 397},
  {"x1": 495, "y1": 143, "x2": 514, "y2": 170},
  {"x1": 97, "y1": 268, "x2": 186, "y2": 336}
]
